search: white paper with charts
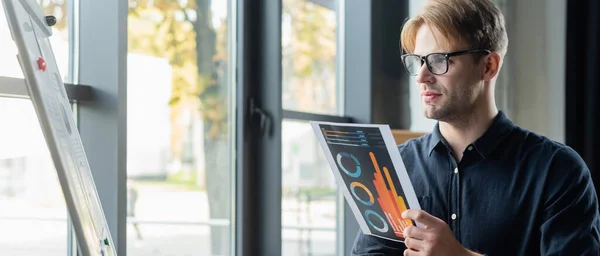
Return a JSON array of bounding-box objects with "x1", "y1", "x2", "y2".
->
[
  {"x1": 311, "y1": 121, "x2": 424, "y2": 242},
  {"x1": 1, "y1": 0, "x2": 116, "y2": 255}
]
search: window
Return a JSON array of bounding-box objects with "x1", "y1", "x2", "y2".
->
[
  {"x1": 281, "y1": 0, "x2": 343, "y2": 255},
  {"x1": 0, "y1": 98, "x2": 67, "y2": 256},
  {"x1": 2, "y1": 0, "x2": 369, "y2": 255},
  {"x1": 0, "y1": 0, "x2": 71, "y2": 81},
  {"x1": 282, "y1": 119, "x2": 338, "y2": 255},
  {"x1": 0, "y1": 1, "x2": 72, "y2": 255},
  {"x1": 282, "y1": 0, "x2": 341, "y2": 115},
  {"x1": 126, "y1": 0, "x2": 235, "y2": 255},
  {"x1": 0, "y1": 7, "x2": 23, "y2": 79}
]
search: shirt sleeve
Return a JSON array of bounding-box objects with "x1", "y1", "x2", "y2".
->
[
  {"x1": 540, "y1": 146, "x2": 600, "y2": 255},
  {"x1": 351, "y1": 231, "x2": 406, "y2": 256}
]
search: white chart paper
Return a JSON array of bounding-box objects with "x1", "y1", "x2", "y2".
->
[{"x1": 311, "y1": 121, "x2": 423, "y2": 242}]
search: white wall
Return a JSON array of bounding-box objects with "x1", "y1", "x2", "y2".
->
[
  {"x1": 408, "y1": 0, "x2": 437, "y2": 132},
  {"x1": 545, "y1": 0, "x2": 566, "y2": 143},
  {"x1": 509, "y1": 0, "x2": 565, "y2": 142},
  {"x1": 407, "y1": 0, "x2": 566, "y2": 143}
]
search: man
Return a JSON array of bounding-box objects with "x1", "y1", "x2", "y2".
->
[{"x1": 352, "y1": 0, "x2": 600, "y2": 255}]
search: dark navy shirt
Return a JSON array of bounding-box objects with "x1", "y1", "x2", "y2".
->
[{"x1": 352, "y1": 111, "x2": 600, "y2": 255}]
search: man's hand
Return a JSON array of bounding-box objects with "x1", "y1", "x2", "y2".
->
[{"x1": 401, "y1": 209, "x2": 481, "y2": 256}]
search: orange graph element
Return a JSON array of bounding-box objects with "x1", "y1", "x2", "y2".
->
[{"x1": 369, "y1": 152, "x2": 413, "y2": 238}]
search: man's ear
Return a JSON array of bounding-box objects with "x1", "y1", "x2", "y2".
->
[{"x1": 483, "y1": 52, "x2": 501, "y2": 81}]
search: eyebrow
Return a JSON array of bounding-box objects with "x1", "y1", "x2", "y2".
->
[{"x1": 411, "y1": 51, "x2": 447, "y2": 56}]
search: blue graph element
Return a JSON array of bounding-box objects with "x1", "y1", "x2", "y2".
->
[
  {"x1": 365, "y1": 210, "x2": 389, "y2": 233},
  {"x1": 336, "y1": 152, "x2": 361, "y2": 178}
]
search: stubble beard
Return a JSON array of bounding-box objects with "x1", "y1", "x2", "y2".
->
[{"x1": 423, "y1": 88, "x2": 477, "y2": 125}]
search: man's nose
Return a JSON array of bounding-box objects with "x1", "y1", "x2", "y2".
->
[{"x1": 415, "y1": 62, "x2": 435, "y2": 84}]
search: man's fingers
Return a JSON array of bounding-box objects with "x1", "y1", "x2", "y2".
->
[
  {"x1": 402, "y1": 209, "x2": 439, "y2": 227},
  {"x1": 403, "y1": 226, "x2": 426, "y2": 240},
  {"x1": 404, "y1": 236, "x2": 425, "y2": 252},
  {"x1": 403, "y1": 248, "x2": 420, "y2": 256}
]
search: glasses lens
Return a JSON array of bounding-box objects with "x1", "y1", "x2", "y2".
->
[
  {"x1": 403, "y1": 55, "x2": 422, "y2": 75},
  {"x1": 426, "y1": 54, "x2": 447, "y2": 74}
]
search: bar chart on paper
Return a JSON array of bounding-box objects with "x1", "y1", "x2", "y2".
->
[{"x1": 312, "y1": 121, "x2": 423, "y2": 243}]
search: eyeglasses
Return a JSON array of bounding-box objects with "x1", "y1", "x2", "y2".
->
[{"x1": 401, "y1": 49, "x2": 491, "y2": 76}]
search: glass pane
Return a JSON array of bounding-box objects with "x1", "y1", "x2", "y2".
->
[
  {"x1": 0, "y1": 0, "x2": 71, "y2": 81},
  {"x1": 282, "y1": 0, "x2": 340, "y2": 115},
  {"x1": 0, "y1": 97, "x2": 67, "y2": 256},
  {"x1": 127, "y1": 1, "x2": 234, "y2": 255},
  {"x1": 282, "y1": 119, "x2": 338, "y2": 255}
]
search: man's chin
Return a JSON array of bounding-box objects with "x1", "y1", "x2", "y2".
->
[
  {"x1": 423, "y1": 113, "x2": 439, "y2": 120},
  {"x1": 423, "y1": 108, "x2": 445, "y2": 121},
  {"x1": 423, "y1": 107, "x2": 436, "y2": 118}
]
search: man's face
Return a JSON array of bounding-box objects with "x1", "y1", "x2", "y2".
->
[{"x1": 413, "y1": 25, "x2": 485, "y2": 122}]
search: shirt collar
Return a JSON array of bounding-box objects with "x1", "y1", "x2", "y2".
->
[
  {"x1": 427, "y1": 111, "x2": 516, "y2": 158},
  {"x1": 427, "y1": 123, "x2": 445, "y2": 156}
]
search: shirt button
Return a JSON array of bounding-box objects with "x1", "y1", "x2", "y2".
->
[
  {"x1": 454, "y1": 167, "x2": 459, "y2": 174},
  {"x1": 451, "y1": 213, "x2": 457, "y2": 220},
  {"x1": 467, "y1": 145, "x2": 473, "y2": 151}
]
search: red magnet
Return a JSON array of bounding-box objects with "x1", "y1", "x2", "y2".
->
[{"x1": 37, "y1": 57, "x2": 46, "y2": 72}]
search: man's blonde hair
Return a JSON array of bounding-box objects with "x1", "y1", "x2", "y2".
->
[{"x1": 401, "y1": 0, "x2": 508, "y2": 57}]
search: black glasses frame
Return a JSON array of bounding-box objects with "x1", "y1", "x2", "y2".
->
[{"x1": 401, "y1": 49, "x2": 491, "y2": 76}]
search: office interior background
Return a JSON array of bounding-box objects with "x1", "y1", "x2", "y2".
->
[{"x1": 0, "y1": 0, "x2": 599, "y2": 255}]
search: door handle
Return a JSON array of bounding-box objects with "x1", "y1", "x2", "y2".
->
[{"x1": 249, "y1": 97, "x2": 273, "y2": 138}]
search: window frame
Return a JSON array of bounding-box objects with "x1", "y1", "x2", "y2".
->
[
  {"x1": 0, "y1": 0, "x2": 383, "y2": 255},
  {"x1": 239, "y1": 0, "x2": 374, "y2": 255}
]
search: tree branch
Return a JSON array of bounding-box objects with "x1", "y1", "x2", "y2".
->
[{"x1": 181, "y1": 7, "x2": 196, "y2": 30}]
